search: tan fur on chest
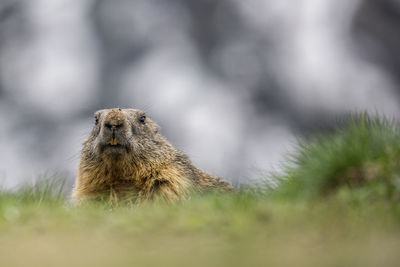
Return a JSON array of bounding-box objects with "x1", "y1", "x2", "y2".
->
[{"x1": 73, "y1": 155, "x2": 191, "y2": 203}]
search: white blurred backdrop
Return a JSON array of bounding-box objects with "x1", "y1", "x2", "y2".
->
[{"x1": 0, "y1": 0, "x2": 399, "y2": 189}]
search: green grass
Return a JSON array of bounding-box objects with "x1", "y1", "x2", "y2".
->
[
  {"x1": 1, "y1": 113, "x2": 400, "y2": 267},
  {"x1": 273, "y1": 113, "x2": 400, "y2": 202},
  {"x1": 1, "y1": 188, "x2": 399, "y2": 267}
]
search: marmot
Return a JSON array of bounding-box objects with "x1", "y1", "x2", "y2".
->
[{"x1": 72, "y1": 108, "x2": 233, "y2": 203}]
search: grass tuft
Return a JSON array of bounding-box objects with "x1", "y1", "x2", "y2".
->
[
  {"x1": 273, "y1": 113, "x2": 400, "y2": 202},
  {"x1": 0, "y1": 176, "x2": 67, "y2": 205}
]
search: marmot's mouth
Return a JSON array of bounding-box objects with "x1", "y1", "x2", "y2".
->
[
  {"x1": 101, "y1": 143, "x2": 128, "y2": 153},
  {"x1": 106, "y1": 143, "x2": 123, "y2": 148}
]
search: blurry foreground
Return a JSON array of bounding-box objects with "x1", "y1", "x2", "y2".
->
[{"x1": 0, "y1": 189, "x2": 399, "y2": 267}]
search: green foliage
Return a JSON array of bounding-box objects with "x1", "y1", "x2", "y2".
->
[
  {"x1": 0, "y1": 186, "x2": 399, "y2": 266},
  {"x1": 274, "y1": 113, "x2": 400, "y2": 201}
]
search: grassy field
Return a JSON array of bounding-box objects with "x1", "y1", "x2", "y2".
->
[{"x1": 1, "y1": 114, "x2": 400, "y2": 267}]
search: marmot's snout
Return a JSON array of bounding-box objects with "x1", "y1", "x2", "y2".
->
[
  {"x1": 97, "y1": 110, "x2": 131, "y2": 154},
  {"x1": 104, "y1": 122, "x2": 124, "y2": 146}
]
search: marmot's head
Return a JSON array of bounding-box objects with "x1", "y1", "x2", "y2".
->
[{"x1": 87, "y1": 108, "x2": 160, "y2": 158}]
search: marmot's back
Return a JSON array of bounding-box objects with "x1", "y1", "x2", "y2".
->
[{"x1": 73, "y1": 108, "x2": 233, "y2": 203}]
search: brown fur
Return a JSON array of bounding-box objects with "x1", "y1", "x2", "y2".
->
[{"x1": 72, "y1": 108, "x2": 233, "y2": 203}]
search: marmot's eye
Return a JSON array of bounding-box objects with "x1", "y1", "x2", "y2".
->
[{"x1": 139, "y1": 116, "x2": 146, "y2": 124}]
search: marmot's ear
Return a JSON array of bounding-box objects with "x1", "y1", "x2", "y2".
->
[
  {"x1": 94, "y1": 109, "x2": 106, "y2": 118},
  {"x1": 125, "y1": 109, "x2": 141, "y2": 121},
  {"x1": 93, "y1": 110, "x2": 105, "y2": 124},
  {"x1": 148, "y1": 119, "x2": 160, "y2": 134}
]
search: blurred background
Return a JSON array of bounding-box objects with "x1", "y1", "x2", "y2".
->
[{"x1": 0, "y1": 0, "x2": 400, "y2": 189}]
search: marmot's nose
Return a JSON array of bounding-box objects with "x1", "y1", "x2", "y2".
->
[{"x1": 104, "y1": 122, "x2": 123, "y2": 131}]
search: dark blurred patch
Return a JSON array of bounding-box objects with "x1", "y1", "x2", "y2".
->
[
  {"x1": 352, "y1": 0, "x2": 400, "y2": 87},
  {"x1": 90, "y1": 0, "x2": 150, "y2": 108},
  {"x1": 0, "y1": 0, "x2": 19, "y2": 22},
  {"x1": 0, "y1": 0, "x2": 21, "y2": 96},
  {"x1": 180, "y1": 0, "x2": 243, "y2": 62}
]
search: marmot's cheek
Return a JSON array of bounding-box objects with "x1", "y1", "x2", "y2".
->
[{"x1": 92, "y1": 141, "x2": 102, "y2": 155}]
